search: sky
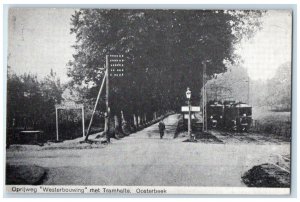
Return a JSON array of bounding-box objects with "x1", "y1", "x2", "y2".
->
[
  {"x1": 235, "y1": 10, "x2": 292, "y2": 80},
  {"x1": 7, "y1": 9, "x2": 292, "y2": 82},
  {"x1": 8, "y1": 8, "x2": 76, "y2": 82}
]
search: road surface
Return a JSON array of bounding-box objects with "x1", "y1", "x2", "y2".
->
[{"x1": 6, "y1": 114, "x2": 290, "y2": 186}]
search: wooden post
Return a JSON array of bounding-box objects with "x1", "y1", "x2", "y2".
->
[
  {"x1": 202, "y1": 61, "x2": 207, "y2": 132},
  {"x1": 202, "y1": 63, "x2": 204, "y2": 132},
  {"x1": 105, "y1": 55, "x2": 110, "y2": 142},
  {"x1": 55, "y1": 108, "x2": 59, "y2": 141},
  {"x1": 204, "y1": 63, "x2": 207, "y2": 131},
  {"x1": 82, "y1": 105, "x2": 85, "y2": 138},
  {"x1": 248, "y1": 76, "x2": 250, "y2": 104}
]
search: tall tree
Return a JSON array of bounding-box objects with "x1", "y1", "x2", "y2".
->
[{"x1": 67, "y1": 9, "x2": 263, "y2": 135}]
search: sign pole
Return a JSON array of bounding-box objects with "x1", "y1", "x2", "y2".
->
[
  {"x1": 188, "y1": 99, "x2": 191, "y2": 141},
  {"x1": 202, "y1": 61, "x2": 208, "y2": 132},
  {"x1": 204, "y1": 62, "x2": 207, "y2": 131},
  {"x1": 105, "y1": 55, "x2": 110, "y2": 143},
  {"x1": 82, "y1": 105, "x2": 85, "y2": 138},
  {"x1": 55, "y1": 108, "x2": 59, "y2": 141},
  {"x1": 202, "y1": 63, "x2": 204, "y2": 132},
  {"x1": 248, "y1": 76, "x2": 250, "y2": 104}
]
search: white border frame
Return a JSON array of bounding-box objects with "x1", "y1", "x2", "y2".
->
[{"x1": 1, "y1": 1, "x2": 298, "y2": 200}]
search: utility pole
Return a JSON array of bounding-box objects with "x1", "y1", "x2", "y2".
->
[
  {"x1": 105, "y1": 55, "x2": 110, "y2": 143},
  {"x1": 202, "y1": 61, "x2": 207, "y2": 132},
  {"x1": 248, "y1": 76, "x2": 250, "y2": 105}
]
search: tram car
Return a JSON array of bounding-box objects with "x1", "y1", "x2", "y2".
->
[
  {"x1": 223, "y1": 102, "x2": 252, "y2": 132},
  {"x1": 223, "y1": 100, "x2": 235, "y2": 129},
  {"x1": 207, "y1": 100, "x2": 224, "y2": 129}
]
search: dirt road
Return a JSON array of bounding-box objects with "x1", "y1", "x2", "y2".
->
[{"x1": 6, "y1": 114, "x2": 290, "y2": 186}]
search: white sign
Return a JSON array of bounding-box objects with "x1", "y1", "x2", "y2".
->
[
  {"x1": 181, "y1": 106, "x2": 201, "y2": 112},
  {"x1": 181, "y1": 106, "x2": 189, "y2": 112},
  {"x1": 184, "y1": 114, "x2": 196, "y2": 119},
  {"x1": 55, "y1": 103, "x2": 84, "y2": 110},
  {"x1": 191, "y1": 106, "x2": 201, "y2": 112}
]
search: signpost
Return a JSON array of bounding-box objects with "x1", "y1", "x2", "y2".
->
[
  {"x1": 108, "y1": 54, "x2": 125, "y2": 77},
  {"x1": 184, "y1": 114, "x2": 196, "y2": 119},
  {"x1": 202, "y1": 61, "x2": 207, "y2": 132},
  {"x1": 185, "y1": 88, "x2": 193, "y2": 141},
  {"x1": 181, "y1": 106, "x2": 201, "y2": 121},
  {"x1": 182, "y1": 88, "x2": 201, "y2": 141},
  {"x1": 105, "y1": 54, "x2": 125, "y2": 142},
  {"x1": 181, "y1": 106, "x2": 201, "y2": 112},
  {"x1": 84, "y1": 54, "x2": 126, "y2": 142}
]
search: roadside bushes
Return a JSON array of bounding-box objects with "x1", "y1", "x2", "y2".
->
[{"x1": 7, "y1": 69, "x2": 63, "y2": 143}]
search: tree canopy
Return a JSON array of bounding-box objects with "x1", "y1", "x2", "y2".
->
[
  {"x1": 205, "y1": 64, "x2": 250, "y2": 103},
  {"x1": 205, "y1": 61, "x2": 291, "y2": 111},
  {"x1": 68, "y1": 9, "x2": 263, "y2": 118},
  {"x1": 265, "y1": 62, "x2": 291, "y2": 110},
  {"x1": 7, "y1": 68, "x2": 63, "y2": 138}
]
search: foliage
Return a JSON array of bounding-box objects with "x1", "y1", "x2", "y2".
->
[
  {"x1": 205, "y1": 61, "x2": 291, "y2": 111},
  {"x1": 266, "y1": 62, "x2": 291, "y2": 110},
  {"x1": 7, "y1": 68, "x2": 63, "y2": 138},
  {"x1": 205, "y1": 64, "x2": 250, "y2": 103},
  {"x1": 67, "y1": 9, "x2": 264, "y2": 119}
]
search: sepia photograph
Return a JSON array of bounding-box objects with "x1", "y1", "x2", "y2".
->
[{"x1": 4, "y1": 7, "x2": 293, "y2": 195}]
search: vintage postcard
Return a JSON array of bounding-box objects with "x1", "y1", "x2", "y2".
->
[{"x1": 5, "y1": 7, "x2": 292, "y2": 195}]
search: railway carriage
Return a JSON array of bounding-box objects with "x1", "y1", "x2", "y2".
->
[
  {"x1": 223, "y1": 102, "x2": 252, "y2": 132},
  {"x1": 207, "y1": 101, "x2": 224, "y2": 129}
]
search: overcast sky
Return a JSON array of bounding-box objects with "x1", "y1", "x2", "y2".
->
[
  {"x1": 235, "y1": 10, "x2": 292, "y2": 80},
  {"x1": 7, "y1": 9, "x2": 292, "y2": 82},
  {"x1": 8, "y1": 8, "x2": 76, "y2": 82}
]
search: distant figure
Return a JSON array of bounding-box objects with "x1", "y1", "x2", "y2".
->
[{"x1": 158, "y1": 120, "x2": 165, "y2": 139}]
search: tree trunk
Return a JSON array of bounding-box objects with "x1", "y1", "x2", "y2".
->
[
  {"x1": 133, "y1": 114, "x2": 138, "y2": 130},
  {"x1": 114, "y1": 115, "x2": 122, "y2": 138},
  {"x1": 138, "y1": 115, "x2": 142, "y2": 129},
  {"x1": 140, "y1": 114, "x2": 144, "y2": 126},
  {"x1": 144, "y1": 113, "x2": 147, "y2": 125},
  {"x1": 121, "y1": 111, "x2": 130, "y2": 136}
]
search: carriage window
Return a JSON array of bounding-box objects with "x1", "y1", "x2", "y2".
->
[
  {"x1": 239, "y1": 108, "x2": 252, "y2": 116},
  {"x1": 211, "y1": 106, "x2": 223, "y2": 114}
]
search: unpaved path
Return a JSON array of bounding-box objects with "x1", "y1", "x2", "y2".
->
[{"x1": 6, "y1": 114, "x2": 290, "y2": 186}]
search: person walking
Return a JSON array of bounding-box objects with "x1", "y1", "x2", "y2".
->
[{"x1": 158, "y1": 120, "x2": 165, "y2": 139}]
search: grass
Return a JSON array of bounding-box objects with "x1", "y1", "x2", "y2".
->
[
  {"x1": 252, "y1": 107, "x2": 291, "y2": 124},
  {"x1": 252, "y1": 107, "x2": 291, "y2": 139}
]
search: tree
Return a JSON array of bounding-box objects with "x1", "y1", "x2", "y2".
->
[
  {"x1": 205, "y1": 64, "x2": 250, "y2": 103},
  {"x1": 266, "y1": 62, "x2": 291, "y2": 110},
  {"x1": 7, "y1": 68, "x2": 63, "y2": 141},
  {"x1": 67, "y1": 9, "x2": 263, "y2": 138}
]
